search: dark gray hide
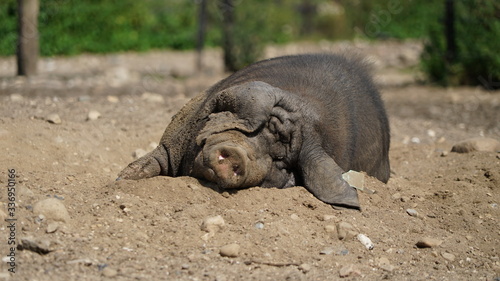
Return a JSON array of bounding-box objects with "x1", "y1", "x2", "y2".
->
[{"x1": 117, "y1": 54, "x2": 390, "y2": 209}]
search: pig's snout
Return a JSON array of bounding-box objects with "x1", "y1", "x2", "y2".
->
[{"x1": 207, "y1": 144, "x2": 248, "y2": 188}]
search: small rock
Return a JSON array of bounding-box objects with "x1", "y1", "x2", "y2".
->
[
  {"x1": 78, "y1": 95, "x2": 91, "y2": 102},
  {"x1": 416, "y1": 237, "x2": 443, "y2": 248},
  {"x1": 102, "y1": 267, "x2": 118, "y2": 277},
  {"x1": 320, "y1": 247, "x2": 335, "y2": 255},
  {"x1": 406, "y1": 209, "x2": 418, "y2": 217},
  {"x1": 391, "y1": 192, "x2": 401, "y2": 200},
  {"x1": 400, "y1": 196, "x2": 410, "y2": 202},
  {"x1": 87, "y1": 110, "x2": 101, "y2": 121},
  {"x1": 181, "y1": 264, "x2": 190, "y2": 269},
  {"x1": 46, "y1": 113, "x2": 62, "y2": 124},
  {"x1": 339, "y1": 264, "x2": 359, "y2": 278},
  {"x1": 290, "y1": 214, "x2": 299, "y2": 220},
  {"x1": 379, "y1": 263, "x2": 396, "y2": 272},
  {"x1": 324, "y1": 224, "x2": 336, "y2": 233},
  {"x1": 254, "y1": 222, "x2": 264, "y2": 229},
  {"x1": 298, "y1": 263, "x2": 311, "y2": 273},
  {"x1": 342, "y1": 170, "x2": 365, "y2": 190},
  {"x1": 133, "y1": 148, "x2": 147, "y2": 159},
  {"x1": 378, "y1": 257, "x2": 395, "y2": 272},
  {"x1": 10, "y1": 93, "x2": 24, "y2": 102},
  {"x1": 441, "y1": 252, "x2": 456, "y2": 261},
  {"x1": 107, "y1": 96, "x2": 119, "y2": 103},
  {"x1": 46, "y1": 222, "x2": 59, "y2": 233},
  {"x1": 220, "y1": 243, "x2": 240, "y2": 257},
  {"x1": 141, "y1": 92, "x2": 164, "y2": 103},
  {"x1": 322, "y1": 214, "x2": 336, "y2": 221},
  {"x1": 357, "y1": 234, "x2": 374, "y2": 250},
  {"x1": 201, "y1": 215, "x2": 225, "y2": 233},
  {"x1": 451, "y1": 137, "x2": 500, "y2": 153},
  {"x1": 337, "y1": 222, "x2": 355, "y2": 240},
  {"x1": 19, "y1": 237, "x2": 52, "y2": 254},
  {"x1": 33, "y1": 198, "x2": 70, "y2": 223}
]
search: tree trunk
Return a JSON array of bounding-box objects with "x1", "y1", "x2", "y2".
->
[
  {"x1": 17, "y1": 0, "x2": 39, "y2": 76},
  {"x1": 220, "y1": 0, "x2": 237, "y2": 72},
  {"x1": 444, "y1": 0, "x2": 456, "y2": 64},
  {"x1": 196, "y1": 0, "x2": 207, "y2": 71}
]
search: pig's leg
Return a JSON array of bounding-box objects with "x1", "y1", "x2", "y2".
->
[
  {"x1": 117, "y1": 145, "x2": 170, "y2": 180},
  {"x1": 298, "y1": 135, "x2": 360, "y2": 209}
]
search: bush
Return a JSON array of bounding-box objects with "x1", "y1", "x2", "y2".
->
[{"x1": 421, "y1": 0, "x2": 500, "y2": 88}]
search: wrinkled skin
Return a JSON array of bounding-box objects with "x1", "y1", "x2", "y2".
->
[{"x1": 118, "y1": 54, "x2": 391, "y2": 209}]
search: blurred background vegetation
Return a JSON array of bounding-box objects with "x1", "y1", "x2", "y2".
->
[{"x1": 1, "y1": 0, "x2": 498, "y2": 88}]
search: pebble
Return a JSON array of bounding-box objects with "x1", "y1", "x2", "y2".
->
[
  {"x1": 298, "y1": 263, "x2": 311, "y2": 273},
  {"x1": 320, "y1": 247, "x2": 335, "y2": 255},
  {"x1": 33, "y1": 198, "x2": 70, "y2": 223},
  {"x1": 201, "y1": 215, "x2": 225, "y2": 233},
  {"x1": 378, "y1": 257, "x2": 395, "y2": 272},
  {"x1": 391, "y1": 192, "x2": 401, "y2": 200},
  {"x1": 19, "y1": 237, "x2": 52, "y2": 254},
  {"x1": 107, "y1": 95, "x2": 119, "y2": 103},
  {"x1": 290, "y1": 214, "x2": 299, "y2": 220},
  {"x1": 46, "y1": 222, "x2": 59, "y2": 233},
  {"x1": 78, "y1": 95, "x2": 91, "y2": 102},
  {"x1": 87, "y1": 110, "x2": 101, "y2": 121},
  {"x1": 406, "y1": 209, "x2": 419, "y2": 217},
  {"x1": 339, "y1": 264, "x2": 359, "y2": 278},
  {"x1": 337, "y1": 222, "x2": 355, "y2": 240},
  {"x1": 10, "y1": 93, "x2": 24, "y2": 102},
  {"x1": 441, "y1": 252, "x2": 456, "y2": 261},
  {"x1": 357, "y1": 234, "x2": 374, "y2": 250},
  {"x1": 322, "y1": 214, "x2": 336, "y2": 221},
  {"x1": 149, "y1": 142, "x2": 158, "y2": 149},
  {"x1": 342, "y1": 170, "x2": 365, "y2": 190},
  {"x1": 220, "y1": 243, "x2": 240, "y2": 257},
  {"x1": 324, "y1": 225, "x2": 336, "y2": 233},
  {"x1": 254, "y1": 222, "x2": 264, "y2": 229},
  {"x1": 141, "y1": 92, "x2": 165, "y2": 103},
  {"x1": 133, "y1": 148, "x2": 147, "y2": 159},
  {"x1": 102, "y1": 267, "x2": 118, "y2": 277},
  {"x1": 46, "y1": 113, "x2": 62, "y2": 124},
  {"x1": 451, "y1": 137, "x2": 500, "y2": 153},
  {"x1": 416, "y1": 237, "x2": 443, "y2": 248}
]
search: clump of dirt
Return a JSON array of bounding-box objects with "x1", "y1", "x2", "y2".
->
[{"x1": 0, "y1": 41, "x2": 499, "y2": 280}]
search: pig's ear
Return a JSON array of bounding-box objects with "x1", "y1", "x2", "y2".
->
[{"x1": 298, "y1": 139, "x2": 360, "y2": 209}]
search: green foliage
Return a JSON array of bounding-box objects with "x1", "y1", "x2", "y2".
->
[
  {"x1": 421, "y1": 0, "x2": 500, "y2": 88},
  {"x1": 0, "y1": 0, "x2": 478, "y2": 65}
]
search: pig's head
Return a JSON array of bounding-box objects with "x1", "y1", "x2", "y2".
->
[{"x1": 192, "y1": 129, "x2": 273, "y2": 189}]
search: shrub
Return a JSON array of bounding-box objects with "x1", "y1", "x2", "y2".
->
[{"x1": 421, "y1": 0, "x2": 500, "y2": 88}]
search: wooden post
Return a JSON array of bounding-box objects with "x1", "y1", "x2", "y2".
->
[
  {"x1": 17, "y1": 0, "x2": 39, "y2": 76},
  {"x1": 220, "y1": 0, "x2": 237, "y2": 72},
  {"x1": 444, "y1": 0, "x2": 456, "y2": 64},
  {"x1": 196, "y1": 0, "x2": 207, "y2": 71}
]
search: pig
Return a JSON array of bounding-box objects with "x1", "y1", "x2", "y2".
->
[{"x1": 118, "y1": 54, "x2": 390, "y2": 209}]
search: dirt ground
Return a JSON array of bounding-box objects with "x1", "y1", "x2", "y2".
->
[{"x1": 0, "y1": 41, "x2": 499, "y2": 281}]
